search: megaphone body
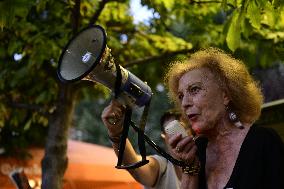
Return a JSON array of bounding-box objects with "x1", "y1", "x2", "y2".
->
[{"x1": 57, "y1": 25, "x2": 152, "y2": 107}]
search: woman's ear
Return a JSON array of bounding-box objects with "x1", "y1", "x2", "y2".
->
[
  {"x1": 160, "y1": 133, "x2": 166, "y2": 139},
  {"x1": 223, "y1": 91, "x2": 230, "y2": 106}
]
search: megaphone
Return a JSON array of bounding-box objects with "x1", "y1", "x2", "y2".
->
[
  {"x1": 57, "y1": 25, "x2": 195, "y2": 171},
  {"x1": 57, "y1": 25, "x2": 152, "y2": 107}
]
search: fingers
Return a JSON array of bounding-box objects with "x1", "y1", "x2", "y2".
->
[
  {"x1": 102, "y1": 100, "x2": 124, "y2": 120},
  {"x1": 101, "y1": 100, "x2": 126, "y2": 136},
  {"x1": 175, "y1": 136, "x2": 195, "y2": 152},
  {"x1": 110, "y1": 104, "x2": 124, "y2": 119},
  {"x1": 168, "y1": 134, "x2": 194, "y2": 150},
  {"x1": 168, "y1": 134, "x2": 183, "y2": 149},
  {"x1": 181, "y1": 146, "x2": 197, "y2": 165},
  {"x1": 168, "y1": 135, "x2": 198, "y2": 165}
]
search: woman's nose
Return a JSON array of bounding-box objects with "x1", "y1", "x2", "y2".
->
[{"x1": 181, "y1": 93, "x2": 193, "y2": 110}]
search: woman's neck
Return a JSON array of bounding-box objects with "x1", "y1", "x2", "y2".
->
[{"x1": 205, "y1": 119, "x2": 250, "y2": 146}]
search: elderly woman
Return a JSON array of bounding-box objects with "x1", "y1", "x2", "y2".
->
[{"x1": 165, "y1": 48, "x2": 284, "y2": 189}]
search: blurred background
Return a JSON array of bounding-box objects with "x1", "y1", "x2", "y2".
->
[{"x1": 0, "y1": 0, "x2": 283, "y2": 188}]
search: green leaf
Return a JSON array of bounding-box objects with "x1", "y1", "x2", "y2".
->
[
  {"x1": 24, "y1": 119, "x2": 32, "y2": 131},
  {"x1": 260, "y1": 51, "x2": 269, "y2": 68},
  {"x1": 162, "y1": 0, "x2": 175, "y2": 10},
  {"x1": 262, "y1": 2, "x2": 276, "y2": 27},
  {"x1": 241, "y1": 18, "x2": 253, "y2": 39},
  {"x1": 247, "y1": 0, "x2": 261, "y2": 29},
  {"x1": 256, "y1": 0, "x2": 267, "y2": 7},
  {"x1": 0, "y1": 1, "x2": 14, "y2": 29},
  {"x1": 35, "y1": 92, "x2": 48, "y2": 104},
  {"x1": 35, "y1": 0, "x2": 47, "y2": 12},
  {"x1": 272, "y1": 0, "x2": 282, "y2": 7},
  {"x1": 0, "y1": 0, "x2": 36, "y2": 28},
  {"x1": 221, "y1": 0, "x2": 228, "y2": 11},
  {"x1": 226, "y1": 10, "x2": 241, "y2": 51}
]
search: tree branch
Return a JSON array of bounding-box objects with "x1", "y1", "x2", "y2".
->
[
  {"x1": 124, "y1": 48, "x2": 194, "y2": 68},
  {"x1": 9, "y1": 102, "x2": 42, "y2": 111},
  {"x1": 89, "y1": 0, "x2": 109, "y2": 25},
  {"x1": 72, "y1": 0, "x2": 81, "y2": 34}
]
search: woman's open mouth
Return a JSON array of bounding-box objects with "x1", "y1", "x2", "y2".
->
[{"x1": 188, "y1": 114, "x2": 198, "y2": 121}]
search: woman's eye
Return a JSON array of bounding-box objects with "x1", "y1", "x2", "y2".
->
[
  {"x1": 178, "y1": 94, "x2": 184, "y2": 100},
  {"x1": 190, "y1": 86, "x2": 200, "y2": 94}
]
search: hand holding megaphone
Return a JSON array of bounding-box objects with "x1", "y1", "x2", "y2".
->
[
  {"x1": 101, "y1": 100, "x2": 125, "y2": 138},
  {"x1": 57, "y1": 25, "x2": 152, "y2": 107}
]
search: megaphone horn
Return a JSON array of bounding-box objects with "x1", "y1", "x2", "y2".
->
[{"x1": 57, "y1": 25, "x2": 152, "y2": 107}]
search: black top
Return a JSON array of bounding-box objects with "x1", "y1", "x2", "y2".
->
[{"x1": 196, "y1": 125, "x2": 284, "y2": 189}]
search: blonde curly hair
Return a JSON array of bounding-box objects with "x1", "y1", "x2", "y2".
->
[{"x1": 165, "y1": 47, "x2": 263, "y2": 123}]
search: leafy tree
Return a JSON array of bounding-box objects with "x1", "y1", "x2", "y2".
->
[{"x1": 0, "y1": 0, "x2": 283, "y2": 188}]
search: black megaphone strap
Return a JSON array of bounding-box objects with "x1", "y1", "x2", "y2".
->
[{"x1": 113, "y1": 60, "x2": 149, "y2": 169}]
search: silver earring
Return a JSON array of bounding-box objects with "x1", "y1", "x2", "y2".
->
[
  {"x1": 228, "y1": 111, "x2": 238, "y2": 122},
  {"x1": 227, "y1": 108, "x2": 244, "y2": 129}
]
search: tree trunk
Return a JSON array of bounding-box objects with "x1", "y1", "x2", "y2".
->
[{"x1": 41, "y1": 83, "x2": 76, "y2": 189}]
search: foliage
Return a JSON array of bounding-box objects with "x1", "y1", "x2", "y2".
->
[
  {"x1": 0, "y1": 0, "x2": 70, "y2": 155},
  {"x1": 142, "y1": 0, "x2": 284, "y2": 66}
]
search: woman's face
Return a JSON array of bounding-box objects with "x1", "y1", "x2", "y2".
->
[{"x1": 177, "y1": 68, "x2": 229, "y2": 134}]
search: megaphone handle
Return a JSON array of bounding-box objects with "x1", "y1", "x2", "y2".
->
[{"x1": 116, "y1": 106, "x2": 132, "y2": 167}]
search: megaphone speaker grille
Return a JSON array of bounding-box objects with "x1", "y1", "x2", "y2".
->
[{"x1": 58, "y1": 25, "x2": 107, "y2": 82}]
